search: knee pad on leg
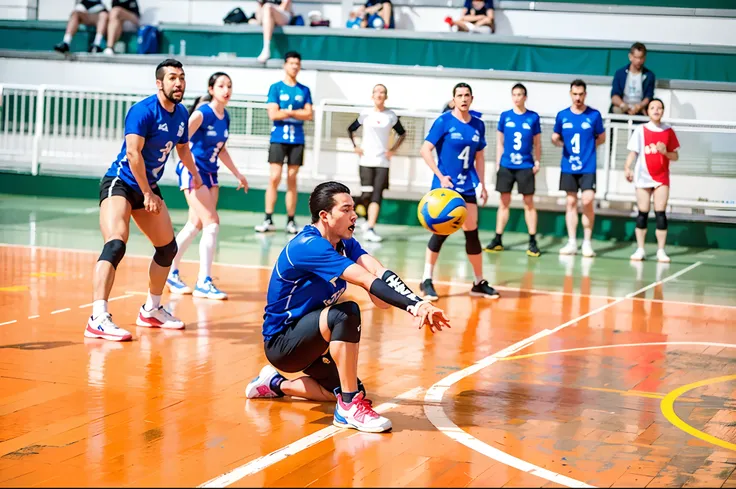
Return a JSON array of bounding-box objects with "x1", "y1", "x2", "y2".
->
[
  {"x1": 635, "y1": 211, "x2": 648, "y2": 229},
  {"x1": 98, "y1": 239, "x2": 126, "y2": 269},
  {"x1": 327, "y1": 301, "x2": 362, "y2": 343},
  {"x1": 464, "y1": 229, "x2": 482, "y2": 255},
  {"x1": 427, "y1": 233, "x2": 449, "y2": 253},
  {"x1": 303, "y1": 353, "x2": 341, "y2": 393},
  {"x1": 153, "y1": 238, "x2": 178, "y2": 267},
  {"x1": 655, "y1": 211, "x2": 667, "y2": 230}
]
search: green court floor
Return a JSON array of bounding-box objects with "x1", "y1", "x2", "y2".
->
[{"x1": 1, "y1": 194, "x2": 735, "y2": 308}]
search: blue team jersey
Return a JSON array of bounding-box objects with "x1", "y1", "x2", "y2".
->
[
  {"x1": 553, "y1": 107, "x2": 605, "y2": 174},
  {"x1": 497, "y1": 109, "x2": 541, "y2": 170},
  {"x1": 267, "y1": 81, "x2": 313, "y2": 145},
  {"x1": 425, "y1": 111, "x2": 487, "y2": 196},
  {"x1": 187, "y1": 104, "x2": 230, "y2": 174},
  {"x1": 105, "y1": 94, "x2": 189, "y2": 191},
  {"x1": 262, "y1": 225, "x2": 368, "y2": 341}
]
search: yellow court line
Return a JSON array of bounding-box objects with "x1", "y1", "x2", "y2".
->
[{"x1": 660, "y1": 375, "x2": 736, "y2": 452}]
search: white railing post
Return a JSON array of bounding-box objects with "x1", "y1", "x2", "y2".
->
[
  {"x1": 31, "y1": 85, "x2": 46, "y2": 176},
  {"x1": 602, "y1": 119, "x2": 612, "y2": 201},
  {"x1": 311, "y1": 100, "x2": 326, "y2": 181}
]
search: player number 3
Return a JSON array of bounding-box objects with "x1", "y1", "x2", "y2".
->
[{"x1": 158, "y1": 140, "x2": 174, "y2": 163}]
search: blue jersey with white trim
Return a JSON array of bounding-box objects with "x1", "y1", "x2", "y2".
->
[
  {"x1": 425, "y1": 111, "x2": 487, "y2": 196},
  {"x1": 105, "y1": 94, "x2": 189, "y2": 191},
  {"x1": 188, "y1": 104, "x2": 230, "y2": 174},
  {"x1": 497, "y1": 109, "x2": 541, "y2": 170},
  {"x1": 553, "y1": 106, "x2": 605, "y2": 174},
  {"x1": 267, "y1": 81, "x2": 312, "y2": 145},
  {"x1": 262, "y1": 225, "x2": 368, "y2": 341}
]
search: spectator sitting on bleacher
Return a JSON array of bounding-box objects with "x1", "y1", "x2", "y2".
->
[
  {"x1": 255, "y1": 0, "x2": 295, "y2": 63},
  {"x1": 103, "y1": 1, "x2": 141, "y2": 55},
  {"x1": 610, "y1": 42, "x2": 655, "y2": 117},
  {"x1": 444, "y1": 0, "x2": 494, "y2": 34},
  {"x1": 53, "y1": 0, "x2": 109, "y2": 54},
  {"x1": 350, "y1": 0, "x2": 394, "y2": 29}
]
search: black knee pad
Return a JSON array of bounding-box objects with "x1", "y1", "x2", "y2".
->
[
  {"x1": 98, "y1": 239, "x2": 126, "y2": 269},
  {"x1": 153, "y1": 238, "x2": 178, "y2": 267},
  {"x1": 464, "y1": 228, "x2": 482, "y2": 255},
  {"x1": 427, "y1": 233, "x2": 449, "y2": 253},
  {"x1": 655, "y1": 211, "x2": 668, "y2": 230},
  {"x1": 327, "y1": 301, "x2": 362, "y2": 343},
  {"x1": 303, "y1": 353, "x2": 366, "y2": 395},
  {"x1": 636, "y1": 211, "x2": 649, "y2": 229}
]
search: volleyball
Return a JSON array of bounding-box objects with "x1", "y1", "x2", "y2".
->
[{"x1": 417, "y1": 188, "x2": 467, "y2": 235}]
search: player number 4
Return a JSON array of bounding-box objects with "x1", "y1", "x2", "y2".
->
[{"x1": 458, "y1": 146, "x2": 470, "y2": 169}]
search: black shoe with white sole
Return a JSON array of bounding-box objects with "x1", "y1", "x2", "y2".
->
[{"x1": 470, "y1": 280, "x2": 500, "y2": 299}]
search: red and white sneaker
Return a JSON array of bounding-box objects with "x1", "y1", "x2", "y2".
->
[
  {"x1": 84, "y1": 313, "x2": 132, "y2": 341},
  {"x1": 333, "y1": 391, "x2": 392, "y2": 433},
  {"x1": 136, "y1": 305, "x2": 185, "y2": 329},
  {"x1": 245, "y1": 365, "x2": 285, "y2": 399}
]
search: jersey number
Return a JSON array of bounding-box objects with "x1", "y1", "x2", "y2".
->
[
  {"x1": 158, "y1": 140, "x2": 174, "y2": 163},
  {"x1": 571, "y1": 133, "x2": 581, "y2": 154},
  {"x1": 513, "y1": 132, "x2": 522, "y2": 151},
  {"x1": 210, "y1": 141, "x2": 224, "y2": 163},
  {"x1": 458, "y1": 146, "x2": 470, "y2": 170}
]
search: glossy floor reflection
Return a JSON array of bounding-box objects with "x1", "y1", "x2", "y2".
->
[{"x1": 0, "y1": 195, "x2": 735, "y2": 487}]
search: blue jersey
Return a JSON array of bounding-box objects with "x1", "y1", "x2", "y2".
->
[
  {"x1": 105, "y1": 94, "x2": 189, "y2": 191},
  {"x1": 262, "y1": 225, "x2": 367, "y2": 341},
  {"x1": 188, "y1": 104, "x2": 230, "y2": 174},
  {"x1": 497, "y1": 109, "x2": 541, "y2": 170},
  {"x1": 267, "y1": 81, "x2": 312, "y2": 145},
  {"x1": 553, "y1": 107, "x2": 605, "y2": 174},
  {"x1": 425, "y1": 112, "x2": 487, "y2": 196}
]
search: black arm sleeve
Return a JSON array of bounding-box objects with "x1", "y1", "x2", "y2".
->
[
  {"x1": 393, "y1": 118, "x2": 406, "y2": 136},
  {"x1": 368, "y1": 270, "x2": 425, "y2": 315},
  {"x1": 348, "y1": 119, "x2": 361, "y2": 133}
]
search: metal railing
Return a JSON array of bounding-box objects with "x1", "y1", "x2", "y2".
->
[{"x1": 2, "y1": 85, "x2": 735, "y2": 211}]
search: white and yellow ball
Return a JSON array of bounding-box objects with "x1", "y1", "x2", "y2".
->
[{"x1": 417, "y1": 188, "x2": 467, "y2": 235}]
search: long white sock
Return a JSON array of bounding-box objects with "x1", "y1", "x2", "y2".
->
[
  {"x1": 92, "y1": 300, "x2": 108, "y2": 319},
  {"x1": 199, "y1": 223, "x2": 219, "y2": 282},
  {"x1": 145, "y1": 293, "x2": 161, "y2": 311},
  {"x1": 422, "y1": 262, "x2": 434, "y2": 281},
  {"x1": 172, "y1": 221, "x2": 200, "y2": 270},
  {"x1": 93, "y1": 33, "x2": 104, "y2": 46},
  {"x1": 63, "y1": 34, "x2": 72, "y2": 44}
]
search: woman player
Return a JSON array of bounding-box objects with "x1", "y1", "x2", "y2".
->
[
  {"x1": 624, "y1": 98, "x2": 679, "y2": 263},
  {"x1": 418, "y1": 83, "x2": 499, "y2": 302},
  {"x1": 166, "y1": 72, "x2": 249, "y2": 299}
]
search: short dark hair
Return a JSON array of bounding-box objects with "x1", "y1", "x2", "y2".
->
[
  {"x1": 512, "y1": 83, "x2": 527, "y2": 96},
  {"x1": 647, "y1": 98, "x2": 665, "y2": 112},
  {"x1": 309, "y1": 181, "x2": 352, "y2": 223},
  {"x1": 630, "y1": 42, "x2": 647, "y2": 55},
  {"x1": 570, "y1": 79, "x2": 587, "y2": 91},
  {"x1": 284, "y1": 51, "x2": 302, "y2": 63},
  {"x1": 453, "y1": 82, "x2": 473, "y2": 97},
  {"x1": 155, "y1": 59, "x2": 184, "y2": 81}
]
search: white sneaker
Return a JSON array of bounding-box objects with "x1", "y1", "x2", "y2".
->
[
  {"x1": 257, "y1": 48, "x2": 270, "y2": 63},
  {"x1": 360, "y1": 220, "x2": 370, "y2": 233},
  {"x1": 285, "y1": 221, "x2": 299, "y2": 235},
  {"x1": 136, "y1": 305, "x2": 185, "y2": 330},
  {"x1": 166, "y1": 269, "x2": 192, "y2": 294},
  {"x1": 255, "y1": 219, "x2": 276, "y2": 233},
  {"x1": 363, "y1": 228, "x2": 383, "y2": 243},
  {"x1": 581, "y1": 241, "x2": 596, "y2": 257},
  {"x1": 245, "y1": 365, "x2": 284, "y2": 399},
  {"x1": 193, "y1": 276, "x2": 228, "y2": 300},
  {"x1": 656, "y1": 249, "x2": 671, "y2": 263},
  {"x1": 84, "y1": 313, "x2": 132, "y2": 341},
  {"x1": 103, "y1": 47, "x2": 114, "y2": 56},
  {"x1": 630, "y1": 248, "x2": 646, "y2": 261},
  {"x1": 333, "y1": 391, "x2": 392, "y2": 433},
  {"x1": 559, "y1": 241, "x2": 578, "y2": 255}
]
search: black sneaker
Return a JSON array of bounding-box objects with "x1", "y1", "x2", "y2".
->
[
  {"x1": 53, "y1": 42, "x2": 70, "y2": 54},
  {"x1": 419, "y1": 279, "x2": 439, "y2": 302},
  {"x1": 470, "y1": 280, "x2": 500, "y2": 299},
  {"x1": 483, "y1": 235, "x2": 503, "y2": 252},
  {"x1": 527, "y1": 241, "x2": 541, "y2": 257},
  {"x1": 89, "y1": 44, "x2": 103, "y2": 53}
]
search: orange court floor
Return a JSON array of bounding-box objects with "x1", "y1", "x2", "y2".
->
[{"x1": 0, "y1": 194, "x2": 735, "y2": 488}]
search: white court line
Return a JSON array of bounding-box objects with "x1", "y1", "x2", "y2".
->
[
  {"x1": 78, "y1": 294, "x2": 135, "y2": 308},
  {"x1": 0, "y1": 320, "x2": 18, "y2": 326},
  {"x1": 498, "y1": 342, "x2": 736, "y2": 362},
  {"x1": 423, "y1": 261, "x2": 702, "y2": 488},
  {"x1": 28, "y1": 315, "x2": 39, "y2": 320},
  {"x1": 198, "y1": 387, "x2": 425, "y2": 488},
  {"x1": 50, "y1": 308, "x2": 71, "y2": 315}
]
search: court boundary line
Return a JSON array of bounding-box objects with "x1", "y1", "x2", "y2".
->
[
  {"x1": 2, "y1": 243, "x2": 731, "y2": 310},
  {"x1": 423, "y1": 261, "x2": 702, "y2": 488}
]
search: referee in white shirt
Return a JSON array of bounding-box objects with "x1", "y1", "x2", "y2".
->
[{"x1": 347, "y1": 84, "x2": 407, "y2": 242}]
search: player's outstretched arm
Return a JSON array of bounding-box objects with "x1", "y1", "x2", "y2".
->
[{"x1": 341, "y1": 263, "x2": 450, "y2": 332}]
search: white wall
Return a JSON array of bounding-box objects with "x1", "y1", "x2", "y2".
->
[
  {"x1": 2, "y1": 57, "x2": 732, "y2": 121},
  {"x1": 0, "y1": 0, "x2": 36, "y2": 20},
  {"x1": 28, "y1": 0, "x2": 736, "y2": 46}
]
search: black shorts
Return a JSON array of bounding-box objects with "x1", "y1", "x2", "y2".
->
[
  {"x1": 559, "y1": 172, "x2": 596, "y2": 193},
  {"x1": 77, "y1": 0, "x2": 107, "y2": 13},
  {"x1": 461, "y1": 193, "x2": 477, "y2": 205},
  {"x1": 264, "y1": 308, "x2": 340, "y2": 392},
  {"x1": 268, "y1": 143, "x2": 305, "y2": 166},
  {"x1": 359, "y1": 166, "x2": 389, "y2": 203},
  {"x1": 112, "y1": 0, "x2": 141, "y2": 17},
  {"x1": 99, "y1": 175, "x2": 162, "y2": 210},
  {"x1": 496, "y1": 166, "x2": 535, "y2": 195}
]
